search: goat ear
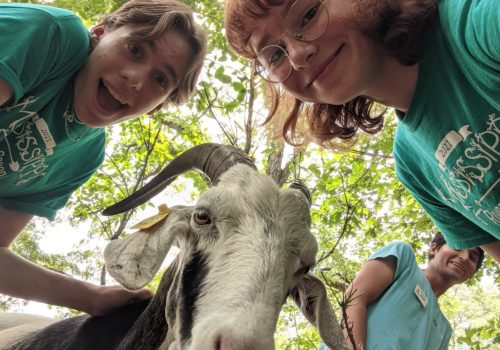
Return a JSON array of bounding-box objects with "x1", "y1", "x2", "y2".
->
[
  {"x1": 104, "y1": 211, "x2": 189, "y2": 289},
  {"x1": 289, "y1": 274, "x2": 349, "y2": 350}
]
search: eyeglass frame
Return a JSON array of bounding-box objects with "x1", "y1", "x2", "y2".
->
[{"x1": 253, "y1": 0, "x2": 329, "y2": 83}]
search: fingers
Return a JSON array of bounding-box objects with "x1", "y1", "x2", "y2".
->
[
  {"x1": 134, "y1": 288, "x2": 154, "y2": 300},
  {"x1": 88, "y1": 285, "x2": 153, "y2": 316}
]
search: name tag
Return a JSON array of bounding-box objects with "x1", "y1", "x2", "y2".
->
[{"x1": 414, "y1": 283, "x2": 428, "y2": 307}]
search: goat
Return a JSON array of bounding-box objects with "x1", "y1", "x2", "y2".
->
[{"x1": 1, "y1": 143, "x2": 348, "y2": 350}]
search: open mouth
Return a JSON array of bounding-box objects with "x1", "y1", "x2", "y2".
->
[{"x1": 98, "y1": 79, "x2": 129, "y2": 111}]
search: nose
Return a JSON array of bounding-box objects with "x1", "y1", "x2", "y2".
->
[
  {"x1": 457, "y1": 250, "x2": 471, "y2": 260},
  {"x1": 285, "y1": 39, "x2": 316, "y2": 71},
  {"x1": 456, "y1": 250, "x2": 477, "y2": 269},
  {"x1": 121, "y1": 65, "x2": 146, "y2": 91}
]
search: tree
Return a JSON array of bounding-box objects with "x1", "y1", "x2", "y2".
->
[{"x1": 2, "y1": 0, "x2": 498, "y2": 348}]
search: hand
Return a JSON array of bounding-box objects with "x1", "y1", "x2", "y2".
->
[{"x1": 84, "y1": 284, "x2": 154, "y2": 317}]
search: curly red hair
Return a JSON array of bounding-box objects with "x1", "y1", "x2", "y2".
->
[{"x1": 225, "y1": 0, "x2": 438, "y2": 149}]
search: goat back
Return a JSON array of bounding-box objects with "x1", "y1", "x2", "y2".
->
[{"x1": 6, "y1": 300, "x2": 150, "y2": 350}]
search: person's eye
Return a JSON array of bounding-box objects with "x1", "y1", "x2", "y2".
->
[
  {"x1": 153, "y1": 72, "x2": 168, "y2": 90},
  {"x1": 127, "y1": 43, "x2": 142, "y2": 58},
  {"x1": 269, "y1": 47, "x2": 286, "y2": 66},
  {"x1": 301, "y1": 4, "x2": 319, "y2": 27}
]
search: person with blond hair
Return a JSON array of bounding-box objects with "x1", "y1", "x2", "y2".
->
[{"x1": 0, "y1": 0, "x2": 206, "y2": 315}]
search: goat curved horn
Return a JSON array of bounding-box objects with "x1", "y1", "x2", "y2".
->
[
  {"x1": 102, "y1": 143, "x2": 256, "y2": 216},
  {"x1": 289, "y1": 179, "x2": 312, "y2": 206}
]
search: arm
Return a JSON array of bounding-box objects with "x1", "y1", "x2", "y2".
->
[
  {"x1": 0, "y1": 208, "x2": 153, "y2": 316},
  {"x1": 482, "y1": 240, "x2": 500, "y2": 264},
  {"x1": 343, "y1": 256, "x2": 396, "y2": 350},
  {"x1": 0, "y1": 77, "x2": 13, "y2": 107}
]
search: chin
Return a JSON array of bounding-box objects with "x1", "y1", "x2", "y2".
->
[{"x1": 307, "y1": 87, "x2": 357, "y2": 106}]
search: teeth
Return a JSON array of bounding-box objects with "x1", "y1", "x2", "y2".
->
[
  {"x1": 103, "y1": 80, "x2": 128, "y2": 105},
  {"x1": 452, "y1": 262, "x2": 464, "y2": 271}
]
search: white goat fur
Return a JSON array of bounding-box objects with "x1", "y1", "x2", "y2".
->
[
  {"x1": 1, "y1": 164, "x2": 348, "y2": 350},
  {"x1": 105, "y1": 164, "x2": 347, "y2": 349}
]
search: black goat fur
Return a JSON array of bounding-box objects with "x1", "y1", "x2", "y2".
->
[{"x1": 7, "y1": 259, "x2": 178, "y2": 350}]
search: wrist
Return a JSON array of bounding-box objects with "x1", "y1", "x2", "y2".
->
[{"x1": 67, "y1": 278, "x2": 100, "y2": 315}]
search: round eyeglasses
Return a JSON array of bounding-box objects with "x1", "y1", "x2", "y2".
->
[{"x1": 255, "y1": 0, "x2": 329, "y2": 83}]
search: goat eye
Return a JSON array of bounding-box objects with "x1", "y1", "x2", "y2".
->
[
  {"x1": 295, "y1": 266, "x2": 311, "y2": 276},
  {"x1": 193, "y1": 211, "x2": 211, "y2": 225}
]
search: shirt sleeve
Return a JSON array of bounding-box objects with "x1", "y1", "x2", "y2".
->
[
  {"x1": 439, "y1": 0, "x2": 500, "y2": 110},
  {"x1": 369, "y1": 242, "x2": 415, "y2": 281},
  {"x1": 0, "y1": 5, "x2": 90, "y2": 105}
]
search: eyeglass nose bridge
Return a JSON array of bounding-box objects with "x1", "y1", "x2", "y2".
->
[{"x1": 294, "y1": 33, "x2": 305, "y2": 40}]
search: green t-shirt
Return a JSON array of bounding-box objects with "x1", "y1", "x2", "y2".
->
[
  {"x1": 394, "y1": 0, "x2": 499, "y2": 249},
  {"x1": 0, "y1": 4, "x2": 105, "y2": 220}
]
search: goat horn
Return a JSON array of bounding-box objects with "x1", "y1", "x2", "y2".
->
[
  {"x1": 102, "y1": 143, "x2": 256, "y2": 216},
  {"x1": 289, "y1": 180, "x2": 312, "y2": 207}
]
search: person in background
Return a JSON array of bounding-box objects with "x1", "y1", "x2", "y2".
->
[
  {"x1": 223, "y1": 0, "x2": 499, "y2": 261},
  {"x1": 320, "y1": 232, "x2": 484, "y2": 350},
  {"x1": 0, "y1": 0, "x2": 206, "y2": 316}
]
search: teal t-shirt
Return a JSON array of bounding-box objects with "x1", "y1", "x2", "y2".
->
[
  {"x1": 0, "y1": 4, "x2": 105, "y2": 219},
  {"x1": 364, "y1": 242, "x2": 451, "y2": 350},
  {"x1": 319, "y1": 242, "x2": 451, "y2": 350},
  {"x1": 394, "y1": 0, "x2": 499, "y2": 249}
]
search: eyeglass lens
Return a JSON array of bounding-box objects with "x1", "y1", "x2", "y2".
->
[{"x1": 256, "y1": 0, "x2": 328, "y2": 83}]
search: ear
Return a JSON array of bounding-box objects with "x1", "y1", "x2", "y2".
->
[
  {"x1": 289, "y1": 274, "x2": 349, "y2": 350},
  {"x1": 104, "y1": 209, "x2": 190, "y2": 290},
  {"x1": 428, "y1": 242, "x2": 439, "y2": 259},
  {"x1": 89, "y1": 23, "x2": 107, "y2": 49}
]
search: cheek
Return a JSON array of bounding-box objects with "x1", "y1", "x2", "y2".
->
[
  {"x1": 280, "y1": 79, "x2": 314, "y2": 103},
  {"x1": 136, "y1": 90, "x2": 166, "y2": 113}
]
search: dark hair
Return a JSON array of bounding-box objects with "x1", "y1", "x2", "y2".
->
[
  {"x1": 429, "y1": 232, "x2": 485, "y2": 271},
  {"x1": 105, "y1": 0, "x2": 207, "y2": 106},
  {"x1": 224, "y1": 0, "x2": 438, "y2": 149}
]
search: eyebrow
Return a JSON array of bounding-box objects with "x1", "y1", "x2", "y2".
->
[
  {"x1": 468, "y1": 248, "x2": 481, "y2": 258},
  {"x1": 257, "y1": 32, "x2": 272, "y2": 52},
  {"x1": 255, "y1": 29, "x2": 289, "y2": 54},
  {"x1": 147, "y1": 41, "x2": 178, "y2": 84}
]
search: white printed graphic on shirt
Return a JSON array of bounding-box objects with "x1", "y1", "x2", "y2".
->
[
  {"x1": 0, "y1": 96, "x2": 56, "y2": 184},
  {"x1": 435, "y1": 114, "x2": 499, "y2": 227},
  {"x1": 435, "y1": 126, "x2": 473, "y2": 170}
]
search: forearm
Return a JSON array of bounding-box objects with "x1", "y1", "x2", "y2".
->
[
  {"x1": 0, "y1": 247, "x2": 93, "y2": 312},
  {"x1": 0, "y1": 77, "x2": 13, "y2": 106},
  {"x1": 481, "y1": 240, "x2": 500, "y2": 264},
  {"x1": 343, "y1": 299, "x2": 367, "y2": 350}
]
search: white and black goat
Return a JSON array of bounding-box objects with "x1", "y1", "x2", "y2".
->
[{"x1": 0, "y1": 143, "x2": 348, "y2": 350}]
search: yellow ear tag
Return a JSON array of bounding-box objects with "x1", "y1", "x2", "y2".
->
[{"x1": 130, "y1": 204, "x2": 171, "y2": 230}]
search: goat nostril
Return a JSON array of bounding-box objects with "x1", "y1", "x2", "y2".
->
[{"x1": 215, "y1": 334, "x2": 222, "y2": 350}]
